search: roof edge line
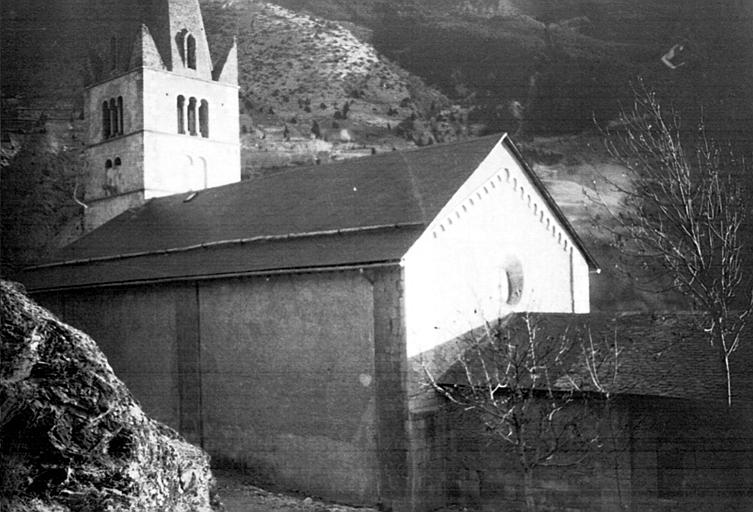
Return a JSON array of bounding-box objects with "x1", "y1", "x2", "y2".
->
[
  {"x1": 25, "y1": 260, "x2": 402, "y2": 293},
  {"x1": 25, "y1": 222, "x2": 425, "y2": 271},
  {"x1": 501, "y1": 135, "x2": 600, "y2": 272}
]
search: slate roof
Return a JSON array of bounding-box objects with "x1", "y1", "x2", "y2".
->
[
  {"x1": 423, "y1": 312, "x2": 753, "y2": 403},
  {"x1": 20, "y1": 134, "x2": 596, "y2": 291}
]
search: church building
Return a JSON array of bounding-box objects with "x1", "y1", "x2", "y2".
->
[
  {"x1": 21, "y1": 129, "x2": 598, "y2": 509},
  {"x1": 18, "y1": 0, "x2": 753, "y2": 510}
]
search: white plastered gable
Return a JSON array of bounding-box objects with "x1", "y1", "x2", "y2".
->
[{"x1": 402, "y1": 134, "x2": 591, "y2": 358}]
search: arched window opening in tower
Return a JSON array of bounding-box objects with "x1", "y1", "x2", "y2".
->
[
  {"x1": 114, "y1": 157, "x2": 121, "y2": 166},
  {"x1": 102, "y1": 101, "x2": 111, "y2": 139},
  {"x1": 105, "y1": 159, "x2": 113, "y2": 169},
  {"x1": 110, "y1": 98, "x2": 119, "y2": 137},
  {"x1": 198, "y1": 156, "x2": 208, "y2": 189},
  {"x1": 177, "y1": 95, "x2": 186, "y2": 134},
  {"x1": 188, "y1": 97, "x2": 197, "y2": 135},
  {"x1": 176, "y1": 30, "x2": 187, "y2": 65},
  {"x1": 199, "y1": 100, "x2": 209, "y2": 138},
  {"x1": 110, "y1": 36, "x2": 117, "y2": 70},
  {"x1": 187, "y1": 34, "x2": 196, "y2": 69},
  {"x1": 117, "y1": 96, "x2": 124, "y2": 135}
]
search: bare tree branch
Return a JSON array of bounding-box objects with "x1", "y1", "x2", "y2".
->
[
  {"x1": 423, "y1": 314, "x2": 619, "y2": 512},
  {"x1": 600, "y1": 81, "x2": 753, "y2": 405}
]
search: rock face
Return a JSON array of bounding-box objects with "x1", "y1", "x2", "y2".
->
[{"x1": 0, "y1": 281, "x2": 220, "y2": 512}]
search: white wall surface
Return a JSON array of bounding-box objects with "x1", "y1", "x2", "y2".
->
[
  {"x1": 143, "y1": 131, "x2": 240, "y2": 197},
  {"x1": 142, "y1": 68, "x2": 240, "y2": 196},
  {"x1": 142, "y1": 68, "x2": 239, "y2": 144},
  {"x1": 403, "y1": 137, "x2": 590, "y2": 358}
]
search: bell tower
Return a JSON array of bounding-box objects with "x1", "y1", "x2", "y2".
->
[{"x1": 82, "y1": 0, "x2": 240, "y2": 232}]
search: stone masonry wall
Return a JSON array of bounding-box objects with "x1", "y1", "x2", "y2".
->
[
  {"x1": 35, "y1": 285, "x2": 182, "y2": 430},
  {"x1": 409, "y1": 395, "x2": 632, "y2": 512},
  {"x1": 197, "y1": 271, "x2": 381, "y2": 504},
  {"x1": 407, "y1": 392, "x2": 753, "y2": 512},
  {"x1": 369, "y1": 266, "x2": 411, "y2": 510},
  {"x1": 627, "y1": 397, "x2": 753, "y2": 512}
]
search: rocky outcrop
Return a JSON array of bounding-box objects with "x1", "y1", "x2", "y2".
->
[{"x1": 0, "y1": 281, "x2": 221, "y2": 512}]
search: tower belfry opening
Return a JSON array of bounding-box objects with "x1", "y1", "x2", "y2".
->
[
  {"x1": 188, "y1": 97, "x2": 197, "y2": 135},
  {"x1": 186, "y1": 34, "x2": 196, "y2": 69},
  {"x1": 177, "y1": 95, "x2": 186, "y2": 133},
  {"x1": 199, "y1": 100, "x2": 209, "y2": 138}
]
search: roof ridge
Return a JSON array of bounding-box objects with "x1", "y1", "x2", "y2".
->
[
  {"x1": 401, "y1": 151, "x2": 428, "y2": 222},
  {"x1": 251, "y1": 134, "x2": 507, "y2": 177},
  {"x1": 25, "y1": 222, "x2": 425, "y2": 271},
  {"x1": 140, "y1": 134, "x2": 509, "y2": 203}
]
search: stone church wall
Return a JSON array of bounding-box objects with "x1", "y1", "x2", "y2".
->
[
  {"x1": 36, "y1": 285, "x2": 182, "y2": 430},
  {"x1": 83, "y1": 190, "x2": 146, "y2": 233},
  {"x1": 84, "y1": 71, "x2": 144, "y2": 146},
  {"x1": 85, "y1": 133, "x2": 146, "y2": 200},
  {"x1": 164, "y1": 0, "x2": 214, "y2": 78},
  {"x1": 198, "y1": 270, "x2": 381, "y2": 504},
  {"x1": 33, "y1": 265, "x2": 409, "y2": 508}
]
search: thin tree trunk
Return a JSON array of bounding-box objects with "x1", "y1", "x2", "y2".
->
[
  {"x1": 724, "y1": 352, "x2": 732, "y2": 406},
  {"x1": 523, "y1": 469, "x2": 536, "y2": 512},
  {"x1": 720, "y1": 329, "x2": 733, "y2": 407}
]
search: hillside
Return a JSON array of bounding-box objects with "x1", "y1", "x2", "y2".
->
[
  {"x1": 5, "y1": 0, "x2": 753, "y2": 161},
  {"x1": 270, "y1": 0, "x2": 753, "y2": 140},
  {"x1": 200, "y1": 0, "x2": 462, "y2": 176},
  {"x1": 1, "y1": 1, "x2": 462, "y2": 176}
]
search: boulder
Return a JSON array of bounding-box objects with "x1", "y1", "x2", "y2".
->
[{"x1": 0, "y1": 281, "x2": 221, "y2": 511}]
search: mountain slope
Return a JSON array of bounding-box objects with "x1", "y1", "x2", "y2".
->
[
  {"x1": 269, "y1": 0, "x2": 753, "y2": 138},
  {"x1": 201, "y1": 0, "x2": 460, "y2": 175}
]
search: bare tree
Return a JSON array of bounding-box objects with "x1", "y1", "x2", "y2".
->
[
  {"x1": 598, "y1": 84, "x2": 753, "y2": 405},
  {"x1": 424, "y1": 314, "x2": 619, "y2": 512}
]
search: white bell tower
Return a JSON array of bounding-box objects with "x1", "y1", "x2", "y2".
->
[{"x1": 82, "y1": 0, "x2": 240, "y2": 231}]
